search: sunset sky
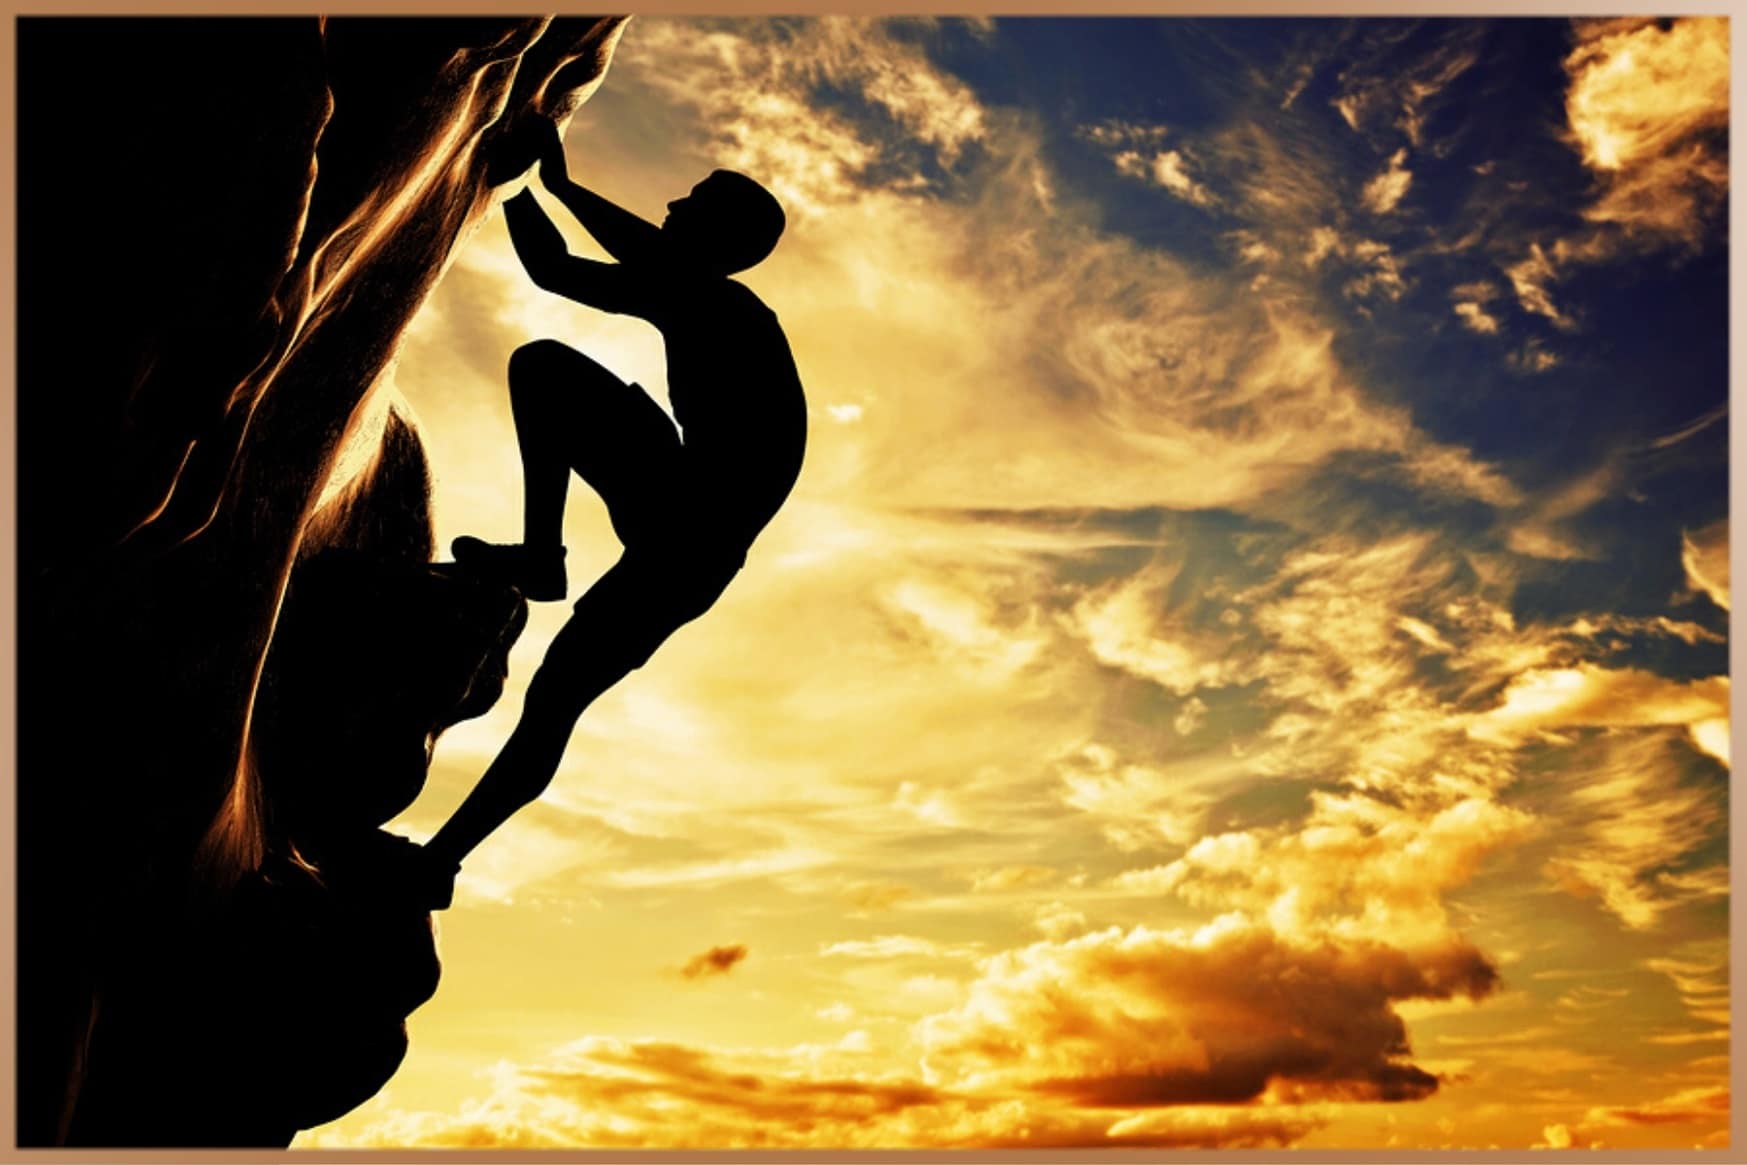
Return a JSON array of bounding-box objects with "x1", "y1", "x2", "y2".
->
[{"x1": 297, "y1": 16, "x2": 1731, "y2": 1150}]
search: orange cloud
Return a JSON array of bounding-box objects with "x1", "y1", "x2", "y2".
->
[
  {"x1": 1680, "y1": 519, "x2": 1728, "y2": 611},
  {"x1": 1467, "y1": 664, "x2": 1728, "y2": 747},
  {"x1": 304, "y1": 1034, "x2": 1329, "y2": 1149},
  {"x1": 1145, "y1": 791, "x2": 1531, "y2": 946},
  {"x1": 1536, "y1": 732, "x2": 1726, "y2": 929},
  {"x1": 920, "y1": 919, "x2": 1497, "y2": 1107},
  {"x1": 1361, "y1": 148, "x2": 1413, "y2": 214},
  {"x1": 1584, "y1": 1085, "x2": 1729, "y2": 1128},
  {"x1": 1478, "y1": 18, "x2": 1727, "y2": 358},
  {"x1": 1563, "y1": 18, "x2": 1728, "y2": 249},
  {"x1": 680, "y1": 945, "x2": 749, "y2": 979},
  {"x1": 1504, "y1": 243, "x2": 1575, "y2": 329},
  {"x1": 1643, "y1": 940, "x2": 1730, "y2": 1030}
]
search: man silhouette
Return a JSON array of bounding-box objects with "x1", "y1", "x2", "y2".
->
[{"x1": 424, "y1": 121, "x2": 806, "y2": 878}]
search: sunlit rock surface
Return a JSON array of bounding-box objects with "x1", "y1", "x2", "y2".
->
[{"x1": 17, "y1": 16, "x2": 625, "y2": 1146}]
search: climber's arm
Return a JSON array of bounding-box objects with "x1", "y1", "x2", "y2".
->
[
  {"x1": 534, "y1": 122, "x2": 664, "y2": 266},
  {"x1": 503, "y1": 190, "x2": 652, "y2": 316}
]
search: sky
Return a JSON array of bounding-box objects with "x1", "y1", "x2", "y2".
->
[{"x1": 297, "y1": 16, "x2": 1731, "y2": 1151}]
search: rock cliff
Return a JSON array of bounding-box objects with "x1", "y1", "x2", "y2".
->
[{"x1": 17, "y1": 15, "x2": 626, "y2": 1145}]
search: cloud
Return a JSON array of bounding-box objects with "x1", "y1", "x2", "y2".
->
[
  {"x1": 1083, "y1": 120, "x2": 1219, "y2": 208},
  {"x1": 1032, "y1": 901, "x2": 1089, "y2": 941},
  {"x1": 1642, "y1": 940, "x2": 1730, "y2": 1029},
  {"x1": 1466, "y1": 665, "x2": 1728, "y2": 747},
  {"x1": 819, "y1": 935, "x2": 982, "y2": 961},
  {"x1": 680, "y1": 944, "x2": 749, "y2": 979},
  {"x1": 1071, "y1": 1107, "x2": 1325, "y2": 1149},
  {"x1": 1131, "y1": 787, "x2": 1532, "y2": 949},
  {"x1": 1506, "y1": 337, "x2": 1560, "y2": 376},
  {"x1": 1344, "y1": 241, "x2": 1408, "y2": 302},
  {"x1": 1112, "y1": 147, "x2": 1220, "y2": 208},
  {"x1": 1450, "y1": 280, "x2": 1502, "y2": 334},
  {"x1": 1452, "y1": 302, "x2": 1499, "y2": 334},
  {"x1": 919, "y1": 918, "x2": 1497, "y2": 1106},
  {"x1": 882, "y1": 574, "x2": 1046, "y2": 677},
  {"x1": 1079, "y1": 119, "x2": 1171, "y2": 148},
  {"x1": 1493, "y1": 17, "x2": 1729, "y2": 338},
  {"x1": 1650, "y1": 403, "x2": 1726, "y2": 451},
  {"x1": 304, "y1": 1034, "x2": 1328, "y2": 1149},
  {"x1": 607, "y1": 847, "x2": 834, "y2": 889},
  {"x1": 1584, "y1": 1085, "x2": 1729, "y2": 1128},
  {"x1": 1503, "y1": 457, "x2": 1623, "y2": 561},
  {"x1": 1533, "y1": 732, "x2": 1726, "y2": 929},
  {"x1": 968, "y1": 865, "x2": 1058, "y2": 893},
  {"x1": 1069, "y1": 571, "x2": 1253, "y2": 698},
  {"x1": 1680, "y1": 520, "x2": 1728, "y2": 610},
  {"x1": 1330, "y1": 24, "x2": 1483, "y2": 147},
  {"x1": 621, "y1": 17, "x2": 987, "y2": 212},
  {"x1": 841, "y1": 881, "x2": 916, "y2": 913},
  {"x1": 1361, "y1": 148, "x2": 1414, "y2": 214},
  {"x1": 442, "y1": 812, "x2": 617, "y2": 906},
  {"x1": 1538, "y1": 1122, "x2": 1575, "y2": 1149},
  {"x1": 893, "y1": 780, "x2": 964, "y2": 829},
  {"x1": 1056, "y1": 741, "x2": 1245, "y2": 852},
  {"x1": 1062, "y1": 529, "x2": 1547, "y2": 806},
  {"x1": 1503, "y1": 244, "x2": 1575, "y2": 330},
  {"x1": 1563, "y1": 18, "x2": 1728, "y2": 250}
]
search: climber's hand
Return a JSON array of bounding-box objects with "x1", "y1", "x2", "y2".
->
[
  {"x1": 534, "y1": 119, "x2": 569, "y2": 187},
  {"x1": 484, "y1": 116, "x2": 553, "y2": 187}
]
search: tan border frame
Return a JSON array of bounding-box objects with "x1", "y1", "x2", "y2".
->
[{"x1": 0, "y1": 2, "x2": 1740, "y2": 1162}]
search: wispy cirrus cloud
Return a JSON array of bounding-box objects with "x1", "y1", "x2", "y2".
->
[
  {"x1": 1330, "y1": 22, "x2": 1484, "y2": 148},
  {"x1": 1538, "y1": 734, "x2": 1725, "y2": 930}
]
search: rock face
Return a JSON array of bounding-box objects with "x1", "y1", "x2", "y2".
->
[{"x1": 17, "y1": 16, "x2": 626, "y2": 1146}]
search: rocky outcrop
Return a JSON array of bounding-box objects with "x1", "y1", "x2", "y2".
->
[{"x1": 17, "y1": 16, "x2": 626, "y2": 1145}]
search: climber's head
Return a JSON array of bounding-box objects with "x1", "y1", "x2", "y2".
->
[{"x1": 662, "y1": 170, "x2": 786, "y2": 275}]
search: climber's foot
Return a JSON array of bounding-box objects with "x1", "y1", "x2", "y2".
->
[{"x1": 452, "y1": 536, "x2": 567, "y2": 601}]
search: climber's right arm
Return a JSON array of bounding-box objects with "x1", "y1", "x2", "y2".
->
[
  {"x1": 504, "y1": 190, "x2": 652, "y2": 317},
  {"x1": 532, "y1": 122, "x2": 664, "y2": 266}
]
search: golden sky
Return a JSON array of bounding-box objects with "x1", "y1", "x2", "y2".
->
[{"x1": 298, "y1": 16, "x2": 1730, "y2": 1151}]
